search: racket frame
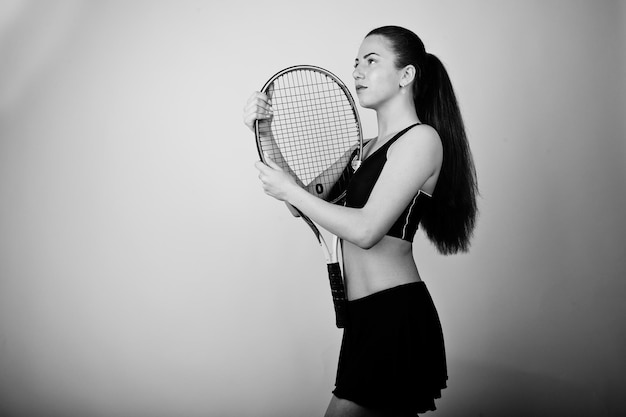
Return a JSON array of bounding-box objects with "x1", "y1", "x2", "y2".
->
[
  {"x1": 254, "y1": 65, "x2": 363, "y2": 328},
  {"x1": 255, "y1": 64, "x2": 363, "y2": 205}
]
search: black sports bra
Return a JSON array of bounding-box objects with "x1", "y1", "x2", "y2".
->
[{"x1": 344, "y1": 123, "x2": 431, "y2": 242}]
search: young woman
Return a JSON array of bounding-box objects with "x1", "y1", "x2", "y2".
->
[{"x1": 243, "y1": 26, "x2": 478, "y2": 417}]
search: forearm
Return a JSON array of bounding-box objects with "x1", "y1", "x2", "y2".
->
[
  {"x1": 286, "y1": 186, "x2": 377, "y2": 248},
  {"x1": 255, "y1": 158, "x2": 388, "y2": 248}
]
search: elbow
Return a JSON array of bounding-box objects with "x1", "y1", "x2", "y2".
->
[{"x1": 352, "y1": 226, "x2": 385, "y2": 250}]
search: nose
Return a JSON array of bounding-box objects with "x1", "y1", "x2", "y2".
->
[{"x1": 352, "y1": 64, "x2": 363, "y2": 80}]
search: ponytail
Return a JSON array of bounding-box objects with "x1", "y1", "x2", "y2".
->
[
  {"x1": 367, "y1": 26, "x2": 478, "y2": 254},
  {"x1": 417, "y1": 53, "x2": 478, "y2": 254}
]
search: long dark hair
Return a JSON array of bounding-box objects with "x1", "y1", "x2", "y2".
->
[{"x1": 367, "y1": 26, "x2": 478, "y2": 254}]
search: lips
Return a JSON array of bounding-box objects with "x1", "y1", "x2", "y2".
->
[{"x1": 355, "y1": 85, "x2": 367, "y2": 92}]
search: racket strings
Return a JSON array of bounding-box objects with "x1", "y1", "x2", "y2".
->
[{"x1": 258, "y1": 69, "x2": 360, "y2": 193}]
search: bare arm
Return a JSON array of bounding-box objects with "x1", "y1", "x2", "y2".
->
[{"x1": 256, "y1": 125, "x2": 442, "y2": 248}]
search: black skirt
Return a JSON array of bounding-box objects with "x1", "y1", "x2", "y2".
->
[{"x1": 332, "y1": 281, "x2": 447, "y2": 415}]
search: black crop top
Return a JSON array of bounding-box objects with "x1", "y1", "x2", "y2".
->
[{"x1": 344, "y1": 123, "x2": 431, "y2": 242}]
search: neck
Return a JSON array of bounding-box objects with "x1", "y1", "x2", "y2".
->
[{"x1": 375, "y1": 94, "x2": 419, "y2": 141}]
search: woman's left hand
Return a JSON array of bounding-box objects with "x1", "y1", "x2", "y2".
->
[{"x1": 254, "y1": 154, "x2": 299, "y2": 202}]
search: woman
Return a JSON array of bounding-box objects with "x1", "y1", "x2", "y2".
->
[{"x1": 243, "y1": 25, "x2": 478, "y2": 417}]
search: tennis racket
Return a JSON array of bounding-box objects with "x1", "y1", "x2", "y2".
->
[{"x1": 254, "y1": 65, "x2": 363, "y2": 328}]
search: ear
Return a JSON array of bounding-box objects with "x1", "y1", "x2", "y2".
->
[{"x1": 399, "y1": 65, "x2": 416, "y2": 88}]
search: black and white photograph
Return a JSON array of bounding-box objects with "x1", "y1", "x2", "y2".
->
[{"x1": 0, "y1": 1, "x2": 624, "y2": 416}]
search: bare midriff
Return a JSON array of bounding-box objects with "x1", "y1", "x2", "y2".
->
[{"x1": 342, "y1": 235, "x2": 421, "y2": 301}]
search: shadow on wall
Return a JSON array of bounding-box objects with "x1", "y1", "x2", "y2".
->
[{"x1": 439, "y1": 359, "x2": 620, "y2": 417}]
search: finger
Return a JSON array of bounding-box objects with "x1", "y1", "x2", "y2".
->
[
  {"x1": 250, "y1": 102, "x2": 273, "y2": 119},
  {"x1": 254, "y1": 160, "x2": 270, "y2": 173},
  {"x1": 245, "y1": 92, "x2": 272, "y2": 113},
  {"x1": 243, "y1": 110, "x2": 272, "y2": 132},
  {"x1": 246, "y1": 91, "x2": 269, "y2": 105},
  {"x1": 243, "y1": 96, "x2": 273, "y2": 130},
  {"x1": 255, "y1": 92, "x2": 273, "y2": 114},
  {"x1": 254, "y1": 91, "x2": 271, "y2": 106},
  {"x1": 263, "y1": 153, "x2": 283, "y2": 170},
  {"x1": 243, "y1": 98, "x2": 270, "y2": 114}
]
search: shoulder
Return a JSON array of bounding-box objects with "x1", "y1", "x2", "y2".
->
[{"x1": 387, "y1": 123, "x2": 442, "y2": 160}]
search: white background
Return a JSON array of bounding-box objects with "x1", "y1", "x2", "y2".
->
[{"x1": 0, "y1": 1, "x2": 625, "y2": 416}]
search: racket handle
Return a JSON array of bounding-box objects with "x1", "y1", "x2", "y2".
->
[
  {"x1": 327, "y1": 262, "x2": 348, "y2": 328},
  {"x1": 285, "y1": 202, "x2": 301, "y2": 217}
]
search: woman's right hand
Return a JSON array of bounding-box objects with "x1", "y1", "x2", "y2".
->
[{"x1": 242, "y1": 92, "x2": 273, "y2": 132}]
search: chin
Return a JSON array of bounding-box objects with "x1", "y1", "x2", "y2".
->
[{"x1": 357, "y1": 97, "x2": 375, "y2": 110}]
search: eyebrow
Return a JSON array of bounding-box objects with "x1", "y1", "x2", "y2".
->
[{"x1": 355, "y1": 52, "x2": 379, "y2": 62}]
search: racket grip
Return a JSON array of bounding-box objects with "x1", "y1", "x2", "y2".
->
[
  {"x1": 327, "y1": 262, "x2": 348, "y2": 328},
  {"x1": 285, "y1": 202, "x2": 301, "y2": 217}
]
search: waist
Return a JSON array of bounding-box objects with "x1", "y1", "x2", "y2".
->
[
  {"x1": 342, "y1": 236, "x2": 421, "y2": 300},
  {"x1": 347, "y1": 281, "x2": 426, "y2": 307}
]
